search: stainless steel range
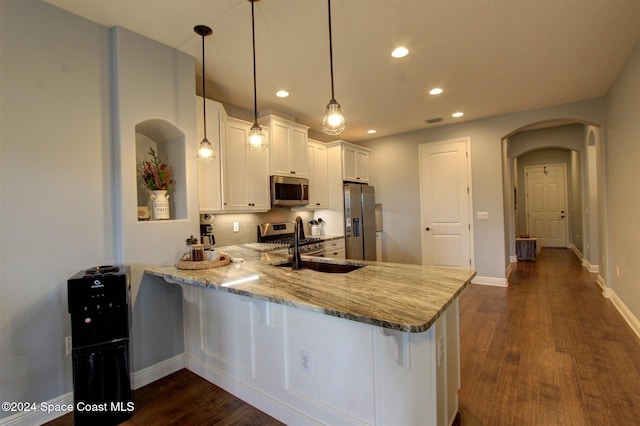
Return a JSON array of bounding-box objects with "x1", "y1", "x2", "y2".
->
[{"x1": 257, "y1": 222, "x2": 325, "y2": 256}]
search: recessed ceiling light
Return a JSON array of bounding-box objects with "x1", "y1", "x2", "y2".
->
[
  {"x1": 276, "y1": 90, "x2": 289, "y2": 98},
  {"x1": 452, "y1": 112, "x2": 464, "y2": 118},
  {"x1": 429, "y1": 88, "x2": 443, "y2": 95},
  {"x1": 367, "y1": 129, "x2": 377, "y2": 134},
  {"x1": 391, "y1": 46, "x2": 409, "y2": 58}
]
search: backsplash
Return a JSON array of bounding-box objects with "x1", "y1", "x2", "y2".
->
[{"x1": 210, "y1": 209, "x2": 314, "y2": 247}]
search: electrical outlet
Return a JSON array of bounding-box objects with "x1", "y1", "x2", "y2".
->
[
  {"x1": 233, "y1": 221, "x2": 239, "y2": 233},
  {"x1": 65, "y1": 336, "x2": 72, "y2": 356},
  {"x1": 300, "y1": 350, "x2": 312, "y2": 373}
]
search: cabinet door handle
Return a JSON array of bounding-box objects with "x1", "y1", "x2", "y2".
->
[{"x1": 425, "y1": 227, "x2": 431, "y2": 231}]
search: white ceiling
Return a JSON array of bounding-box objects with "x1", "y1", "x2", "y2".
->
[{"x1": 43, "y1": 0, "x2": 640, "y2": 142}]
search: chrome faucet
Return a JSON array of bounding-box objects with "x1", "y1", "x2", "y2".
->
[{"x1": 292, "y1": 216, "x2": 304, "y2": 270}]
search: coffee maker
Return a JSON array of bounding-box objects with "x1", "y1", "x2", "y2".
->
[{"x1": 199, "y1": 213, "x2": 215, "y2": 250}]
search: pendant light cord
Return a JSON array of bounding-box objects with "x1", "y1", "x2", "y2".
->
[
  {"x1": 201, "y1": 32, "x2": 207, "y2": 139},
  {"x1": 251, "y1": 0, "x2": 259, "y2": 124},
  {"x1": 327, "y1": 0, "x2": 335, "y2": 101}
]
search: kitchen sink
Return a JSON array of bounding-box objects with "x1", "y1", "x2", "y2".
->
[{"x1": 275, "y1": 260, "x2": 365, "y2": 273}]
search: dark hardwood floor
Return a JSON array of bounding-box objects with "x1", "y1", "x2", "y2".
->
[
  {"x1": 46, "y1": 248, "x2": 640, "y2": 425},
  {"x1": 44, "y1": 369, "x2": 283, "y2": 426},
  {"x1": 458, "y1": 248, "x2": 640, "y2": 425}
]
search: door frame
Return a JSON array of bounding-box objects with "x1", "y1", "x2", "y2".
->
[
  {"x1": 524, "y1": 162, "x2": 569, "y2": 247},
  {"x1": 418, "y1": 137, "x2": 475, "y2": 268}
]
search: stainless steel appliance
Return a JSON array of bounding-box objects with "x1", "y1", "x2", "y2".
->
[
  {"x1": 344, "y1": 183, "x2": 376, "y2": 260},
  {"x1": 257, "y1": 221, "x2": 325, "y2": 256},
  {"x1": 67, "y1": 265, "x2": 134, "y2": 425},
  {"x1": 199, "y1": 213, "x2": 216, "y2": 250},
  {"x1": 270, "y1": 176, "x2": 309, "y2": 207}
]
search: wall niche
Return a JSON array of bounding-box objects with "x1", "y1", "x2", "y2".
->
[{"x1": 135, "y1": 119, "x2": 186, "y2": 221}]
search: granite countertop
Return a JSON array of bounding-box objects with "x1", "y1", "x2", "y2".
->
[{"x1": 144, "y1": 245, "x2": 476, "y2": 333}]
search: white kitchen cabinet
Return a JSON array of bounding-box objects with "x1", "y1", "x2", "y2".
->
[
  {"x1": 196, "y1": 96, "x2": 226, "y2": 212},
  {"x1": 222, "y1": 117, "x2": 270, "y2": 211},
  {"x1": 264, "y1": 115, "x2": 309, "y2": 177},
  {"x1": 306, "y1": 140, "x2": 329, "y2": 209},
  {"x1": 343, "y1": 143, "x2": 370, "y2": 183},
  {"x1": 324, "y1": 238, "x2": 345, "y2": 259}
]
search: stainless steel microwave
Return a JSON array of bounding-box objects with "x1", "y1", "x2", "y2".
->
[{"x1": 270, "y1": 176, "x2": 309, "y2": 207}]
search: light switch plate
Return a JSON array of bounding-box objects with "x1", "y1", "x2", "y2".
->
[{"x1": 476, "y1": 211, "x2": 489, "y2": 220}]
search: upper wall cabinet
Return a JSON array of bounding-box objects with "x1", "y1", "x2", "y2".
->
[
  {"x1": 196, "y1": 96, "x2": 227, "y2": 212},
  {"x1": 223, "y1": 117, "x2": 270, "y2": 212},
  {"x1": 341, "y1": 142, "x2": 370, "y2": 183},
  {"x1": 263, "y1": 115, "x2": 309, "y2": 177},
  {"x1": 306, "y1": 140, "x2": 329, "y2": 209}
]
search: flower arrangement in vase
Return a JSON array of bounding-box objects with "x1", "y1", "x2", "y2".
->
[{"x1": 138, "y1": 147, "x2": 174, "y2": 220}]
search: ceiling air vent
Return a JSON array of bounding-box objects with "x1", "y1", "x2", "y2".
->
[{"x1": 425, "y1": 117, "x2": 443, "y2": 124}]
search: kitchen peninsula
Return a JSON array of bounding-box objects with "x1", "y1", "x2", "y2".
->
[{"x1": 145, "y1": 245, "x2": 475, "y2": 426}]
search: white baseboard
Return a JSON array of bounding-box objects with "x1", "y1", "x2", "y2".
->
[
  {"x1": 0, "y1": 392, "x2": 73, "y2": 426},
  {"x1": 598, "y1": 280, "x2": 640, "y2": 341},
  {"x1": 569, "y1": 244, "x2": 600, "y2": 273},
  {"x1": 597, "y1": 274, "x2": 607, "y2": 294},
  {"x1": 0, "y1": 355, "x2": 186, "y2": 426},
  {"x1": 506, "y1": 262, "x2": 514, "y2": 281},
  {"x1": 582, "y1": 258, "x2": 599, "y2": 273},
  {"x1": 185, "y1": 355, "x2": 318, "y2": 426},
  {"x1": 472, "y1": 275, "x2": 508, "y2": 287},
  {"x1": 131, "y1": 353, "x2": 185, "y2": 390}
]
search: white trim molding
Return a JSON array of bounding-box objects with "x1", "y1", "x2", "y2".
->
[
  {"x1": 131, "y1": 353, "x2": 185, "y2": 390},
  {"x1": 598, "y1": 276, "x2": 640, "y2": 341},
  {"x1": 0, "y1": 392, "x2": 73, "y2": 426},
  {"x1": 472, "y1": 275, "x2": 508, "y2": 287},
  {"x1": 569, "y1": 243, "x2": 599, "y2": 273},
  {"x1": 0, "y1": 355, "x2": 186, "y2": 426}
]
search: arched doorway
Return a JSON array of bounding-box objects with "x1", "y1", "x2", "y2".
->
[{"x1": 502, "y1": 120, "x2": 603, "y2": 275}]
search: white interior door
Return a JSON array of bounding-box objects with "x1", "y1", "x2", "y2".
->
[
  {"x1": 419, "y1": 139, "x2": 472, "y2": 268},
  {"x1": 525, "y1": 164, "x2": 568, "y2": 247}
]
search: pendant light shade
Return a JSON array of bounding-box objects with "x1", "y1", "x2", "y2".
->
[
  {"x1": 322, "y1": 99, "x2": 346, "y2": 136},
  {"x1": 246, "y1": 0, "x2": 267, "y2": 151},
  {"x1": 322, "y1": 0, "x2": 346, "y2": 136},
  {"x1": 195, "y1": 25, "x2": 215, "y2": 162}
]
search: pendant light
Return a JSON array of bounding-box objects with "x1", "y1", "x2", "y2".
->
[
  {"x1": 246, "y1": 0, "x2": 267, "y2": 151},
  {"x1": 195, "y1": 25, "x2": 215, "y2": 163},
  {"x1": 322, "y1": 0, "x2": 346, "y2": 136}
]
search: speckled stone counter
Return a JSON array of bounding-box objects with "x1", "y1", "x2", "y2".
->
[{"x1": 144, "y1": 245, "x2": 475, "y2": 333}]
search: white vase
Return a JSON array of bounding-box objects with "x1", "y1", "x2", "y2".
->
[{"x1": 151, "y1": 190, "x2": 170, "y2": 220}]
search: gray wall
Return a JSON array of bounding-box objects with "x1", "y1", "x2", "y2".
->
[
  {"x1": 0, "y1": 0, "x2": 112, "y2": 411},
  {"x1": 0, "y1": 1, "x2": 184, "y2": 418},
  {"x1": 606, "y1": 39, "x2": 640, "y2": 321},
  {"x1": 2, "y1": 0, "x2": 639, "y2": 419},
  {"x1": 508, "y1": 124, "x2": 586, "y2": 250},
  {"x1": 359, "y1": 99, "x2": 605, "y2": 280}
]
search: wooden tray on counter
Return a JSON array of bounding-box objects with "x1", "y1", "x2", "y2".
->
[{"x1": 176, "y1": 252, "x2": 231, "y2": 270}]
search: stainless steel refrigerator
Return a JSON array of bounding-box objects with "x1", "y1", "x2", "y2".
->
[{"x1": 344, "y1": 183, "x2": 377, "y2": 260}]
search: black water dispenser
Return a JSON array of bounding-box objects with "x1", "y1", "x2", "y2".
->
[{"x1": 67, "y1": 265, "x2": 134, "y2": 425}]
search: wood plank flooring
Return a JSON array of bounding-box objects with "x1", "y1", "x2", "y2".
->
[
  {"x1": 46, "y1": 248, "x2": 640, "y2": 425},
  {"x1": 458, "y1": 248, "x2": 640, "y2": 425},
  {"x1": 44, "y1": 369, "x2": 283, "y2": 426}
]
